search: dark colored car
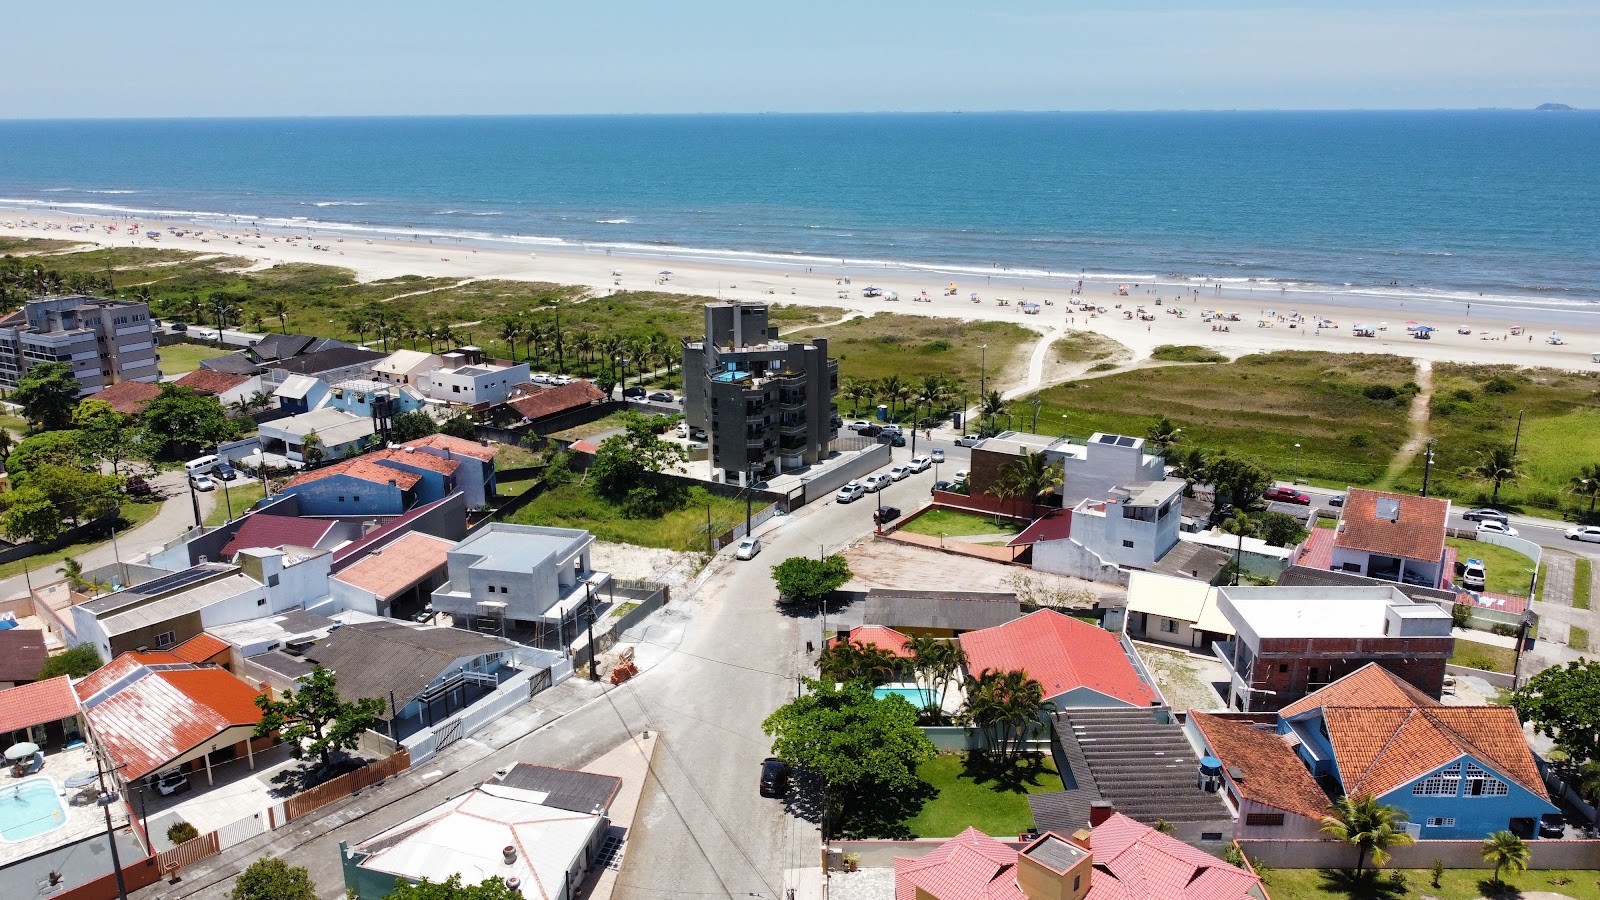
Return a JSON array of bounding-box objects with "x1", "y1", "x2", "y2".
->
[
  {"x1": 311, "y1": 756, "x2": 367, "y2": 785},
  {"x1": 124, "y1": 476, "x2": 153, "y2": 498},
  {"x1": 1328, "y1": 494, "x2": 1346, "y2": 507},
  {"x1": 759, "y1": 757, "x2": 790, "y2": 798},
  {"x1": 932, "y1": 480, "x2": 954, "y2": 493},
  {"x1": 877, "y1": 433, "x2": 906, "y2": 447},
  {"x1": 648, "y1": 391, "x2": 674, "y2": 403},
  {"x1": 860, "y1": 424, "x2": 883, "y2": 438},
  {"x1": 873, "y1": 505, "x2": 902, "y2": 525},
  {"x1": 1263, "y1": 486, "x2": 1311, "y2": 505},
  {"x1": 622, "y1": 386, "x2": 647, "y2": 399},
  {"x1": 170, "y1": 322, "x2": 188, "y2": 333}
]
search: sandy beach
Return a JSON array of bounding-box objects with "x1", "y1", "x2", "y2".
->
[{"x1": 4, "y1": 208, "x2": 1598, "y2": 375}]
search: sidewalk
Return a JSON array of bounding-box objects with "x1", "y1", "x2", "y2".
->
[{"x1": 575, "y1": 732, "x2": 658, "y2": 900}]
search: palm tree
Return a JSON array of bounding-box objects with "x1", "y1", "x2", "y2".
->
[
  {"x1": 498, "y1": 316, "x2": 524, "y2": 361},
  {"x1": 917, "y1": 374, "x2": 949, "y2": 423},
  {"x1": 1469, "y1": 446, "x2": 1522, "y2": 507},
  {"x1": 981, "y1": 390, "x2": 1007, "y2": 435},
  {"x1": 1146, "y1": 416, "x2": 1182, "y2": 453},
  {"x1": 989, "y1": 472, "x2": 1027, "y2": 524},
  {"x1": 571, "y1": 329, "x2": 595, "y2": 371},
  {"x1": 57, "y1": 557, "x2": 89, "y2": 594},
  {"x1": 881, "y1": 374, "x2": 912, "y2": 420},
  {"x1": 1575, "y1": 760, "x2": 1600, "y2": 806},
  {"x1": 817, "y1": 639, "x2": 901, "y2": 685},
  {"x1": 842, "y1": 379, "x2": 872, "y2": 417},
  {"x1": 908, "y1": 636, "x2": 967, "y2": 721},
  {"x1": 267, "y1": 298, "x2": 291, "y2": 334},
  {"x1": 345, "y1": 311, "x2": 371, "y2": 346},
  {"x1": 1481, "y1": 830, "x2": 1530, "y2": 888},
  {"x1": 1319, "y1": 794, "x2": 1415, "y2": 874},
  {"x1": 962, "y1": 668, "x2": 1054, "y2": 762},
  {"x1": 402, "y1": 321, "x2": 423, "y2": 350},
  {"x1": 1568, "y1": 463, "x2": 1600, "y2": 515},
  {"x1": 1171, "y1": 447, "x2": 1209, "y2": 498},
  {"x1": 1000, "y1": 449, "x2": 1066, "y2": 518}
]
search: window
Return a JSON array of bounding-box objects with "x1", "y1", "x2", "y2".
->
[
  {"x1": 1426, "y1": 817, "x2": 1456, "y2": 828},
  {"x1": 1072, "y1": 876, "x2": 1080, "y2": 891},
  {"x1": 452, "y1": 384, "x2": 460, "y2": 393},
  {"x1": 1465, "y1": 763, "x2": 1509, "y2": 796},
  {"x1": 256, "y1": 597, "x2": 267, "y2": 606},
  {"x1": 1413, "y1": 763, "x2": 1462, "y2": 796},
  {"x1": 1245, "y1": 813, "x2": 1285, "y2": 827},
  {"x1": 155, "y1": 631, "x2": 176, "y2": 648},
  {"x1": 338, "y1": 496, "x2": 346, "y2": 502},
  {"x1": 1279, "y1": 664, "x2": 1289, "y2": 673},
  {"x1": 353, "y1": 495, "x2": 360, "y2": 502},
  {"x1": 1161, "y1": 619, "x2": 1179, "y2": 634},
  {"x1": 1122, "y1": 539, "x2": 1135, "y2": 548},
  {"x1": 267, "y1": 575, "x2": 280, "y2": 588}
]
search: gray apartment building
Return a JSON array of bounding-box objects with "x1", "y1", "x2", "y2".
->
[
  {"x1": 682, "y1": 302, "x2": 839, "y2": 484},
  {"x1": 0, "y1": 295, "x2": 159, "y2": 394}
]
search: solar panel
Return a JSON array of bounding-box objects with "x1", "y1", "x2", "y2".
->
[
  {"x1": 1376, "y1": 497, "x2": 1401, "y2": 521},
  {"x1": 1116, "y1": 435, "x2": 1138, "y2": 447},
  {"x1": 1097, "y1": 434, "x2": 1119, "y2": 444}
]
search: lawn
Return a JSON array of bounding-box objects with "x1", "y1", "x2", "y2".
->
[
  {"x1": 547, "y1": 411, "x2": 640, "y2": 443},
  {"x1": 157, "y1": 341, "x2": 231, "y2": 376},
  {"x1": 0, "y1": 499, "x2": 166, "y2": 581},
  {"x1": 1445, "y1": 537, "x2": 1537, "y2": 596},
  {"x1": 1573, "y1": 625, "x2": 1591, "y2": 652},
  {"x1": 1266, "y1": 866, "x2": 1600, "y2": 900},
  {"x1": 899, "y1": 508, "x2": 1024, "y2": 538},
  {"x1": 0, "y1": 236, "x2": 86, "y2": 254},
  {"x1": 790, "y1": 313, "x2": 1037, "y2": 396},
  {"x1": 900, "y1": 753, "x2": 1064, "y2": 838},
  {"x1": 505, "y1": 482, "x2": 756, "y2": 551},
  {"x1": 1399, "y1": 363, "x2": 1600, "y2": 516},
  {"x1": 1024, "y1": 351, "x2": 1417, "y2": 487},
  {"x1": 203, "y1": 481, "x2": 267, "y2": 527},
  {"x1": 1576, "y1": 557, "x2": 1593, "y2": 610},
  {"x1": 492, "y1": 441, "x2": 545, "y2": 470},
  {"x1": 1450, "y1": 639, "x2": 1519, "y2": 675}
]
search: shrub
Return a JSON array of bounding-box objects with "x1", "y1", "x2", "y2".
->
[
  {"x1": 1484, "y1": 376, "x2": 1518, "y2": 394},
  {"x1": 1363, "y1": 384, "x2": 1399, "y2": 401},
  {"x1": 1491, "y1": 623, "x2": 1520, "y2": 637},
  {"x1": 920, "y1": 339, "x2": 952, "y2": 353},
  {"x1": 1452, "y1": 388, "x2": 1477, "y2": 402},
  {"x1": 1089, "y1": 362, "x2": 1118, "y2": 372},
  {"x1": 1348, "y1": 433, "x2": 1370, "y2": 448},
  {"x1": 166, "y1": 821, "x2": 199, "y2": 845},
  {"x1": 1151, "y1": 345, "x2": 1227, "y2": 363}
]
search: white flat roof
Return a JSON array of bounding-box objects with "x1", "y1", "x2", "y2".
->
[{"x1": 1217, "y1": 585, "x2": 1443, "y2": 638}]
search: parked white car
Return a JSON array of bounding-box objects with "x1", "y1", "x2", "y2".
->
[
  {"x1": 836, "y1": 481, "x2": 867, "y2": 503},
  {"x1": 930, "y1": 448, "x2": 945, "y2": 463},
  {"x1": 863, "y1": 473, "x2": 892, "y2": 492},
  {"x1": 908, "y1": 456, "x2": 932, "y2": 473},
  {"x1": 1566, "y1": 525, "x2": 1600, "y2": 543},
  {"x1": 1476, "y1": 520, "x2": 1519, "y2": 538},
  {"x1": 735, "y1": 536, "x2": 761, "y2": 560},
  {"x1": 952, "y1": 469, "x2": 970, "y2": 484},
  {"x1": 847, "y1": 421, "x2": 870, "y2": 432},
  {"x1": 888, "y1": 465, "x2": 911, "y2": 481}
]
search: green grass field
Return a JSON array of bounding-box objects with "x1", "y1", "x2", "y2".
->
[
  {"x1": 899, "y1": 753, "x2": 1063, "y2": 838},
  {"x1": 1266, "y1": 866, "x2": 1600, "y2": 900},
  {"x1": 157, "y1": 342, "x2": 231, "y2": 376},
  {"x1": 0, "y1": 237, "x2": 84, "y2": 254},
  {"x1": 0, "y1": 499, "x2": 165, "y2": 581},
  {"x1": 1445, "y1": 537, "x2": 1536, "y2": 596},
  {"x1": 1576, "y1": 557, "x2": 1593, "y2": 610},
  {"x1": 790, "y1": 313, "x2": 1036, "y2": 393},
  {"x1": 1151, "y1": 344, "x2": 1228, "y2": 363},
  {"x1": 1025, "y1": 351, "x2": 1418, "y2": 487},
  {"x1": 1450, "y1": 639, "x2": 1519, "y2": 674},
  {"x1": 899, "y1": 508, "x2": 1024, "y2": 537},
  {"x1": 203, "y1": 481, "x2": 267, "y2": 527},
  {"x1": 506, "y1": 482, "x2": 754, "y2": 551},
  {"x1": 547, "y1": 411, "x2": 638, "y2": 443}
]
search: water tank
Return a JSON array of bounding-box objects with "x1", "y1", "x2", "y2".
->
[{"x1": 1197, "y1": 755, "x2": 1224, "y2": 793}]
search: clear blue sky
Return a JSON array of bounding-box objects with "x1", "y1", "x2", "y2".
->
[{"x1": 6, "y1": 1, "x2": 1596, "y2": 117}]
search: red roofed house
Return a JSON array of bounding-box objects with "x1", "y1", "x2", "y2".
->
[
  {"x1": 0, "y1": 675, "x2": 85, "y2": 758},
  {"x1": 401, "y1": 433, "x2": 499, "y2": 508},
  {"x1": 893, "y1": 813, "x2": 1260, "y2": 900},
  {"x1": 280, "y1": 456, "x2": 425, "y2": 516},
  {"x1": 77, "y1": 648, "x2": 269, "y2": 788},
  {"x1": 175, "y1": 368, "x2": 261, "y2": 408},
  {"x1": 1328, "y1": 488, "x2": 1452, "y2": 589},
  {"x1": 959, "y1": 610, "x2": 1160, "y2": 709},
  {"x1": 1185, "y1": 711, "x2": 1332, "y2": 840},
  {"x1": 826, "y1": 625, "x2": 915, "y2": 659},
  {"x1": 331, "y1": 531, "x2": 456, "y2": 619},
  {"x1": 88, "y1": 379, "x2": 163, "y2": 416},
  {"x1": 219, "y1": 514, "x2": 340, "y2": 560},
  {"x1": 503, "y1": 380, "x2": 608, "y2": 425}
]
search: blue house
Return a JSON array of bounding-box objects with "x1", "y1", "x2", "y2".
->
[
  {"x1": 1276, "y1": 664, "x2": 1556, "y2": 840},
  {"x1": 280, "y1": 457, "x2": 421, "y2": 516}
]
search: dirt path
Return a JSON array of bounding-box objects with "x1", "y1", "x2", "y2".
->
[{"x1": 1380, "y1": 358, "x2": 1434, "y2": 487}]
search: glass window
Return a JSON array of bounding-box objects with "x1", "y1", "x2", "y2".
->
[{"x1": 1412, "y1": 763, "x2": 1462, "y2": 796}]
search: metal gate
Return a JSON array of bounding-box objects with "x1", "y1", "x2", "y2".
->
[
  {"x1": 433, "y1": 716, "x2": 465, "y2": 751},
  {"x1": 528, "y1": 666, "x2": 553, "y2": 697}
]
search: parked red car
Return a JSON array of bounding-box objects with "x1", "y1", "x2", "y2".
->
[{"x1": 1263, "y1": 486, "x2": 1311, "y2": 505}]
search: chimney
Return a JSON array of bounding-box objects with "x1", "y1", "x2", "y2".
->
[
  {"x1": 1088, "y1": 801, "x2": 1113, "y2": 827},
  {"x1": 506, "y1": 877, "x2": 521, "y2": 895},
  {"x1": 502, "y1": 845, "x2": 517, "y2": 865},
  {"x1": 1069, "y1": 828, "x2": 1092, "y2": 850}
]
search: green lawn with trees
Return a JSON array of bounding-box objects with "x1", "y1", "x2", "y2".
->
[
  {"x1": 1264, "y1": 866, "x2": 1600, "y2": 900},
  {"x1": 900, "y1": 753, "x2": 1063, "y2": 838},
  {"x1": 507, "y1": 481, "x2": 752, "y2": 551},
  {"x1": 899, "y1": 509, "x2": 1022, "y2": 537}
]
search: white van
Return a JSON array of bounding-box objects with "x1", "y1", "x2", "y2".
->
[{"x1": 184, "y1": 455, "x2": 219, "y2": 476}]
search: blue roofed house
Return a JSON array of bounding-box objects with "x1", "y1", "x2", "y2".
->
[{"x1": 1274, "y1": 664, "x2": 1556, "y2": 840}]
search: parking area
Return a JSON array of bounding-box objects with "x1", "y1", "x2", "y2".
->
[{"x1": 134, "y1": 743, "x2": 307, "y2": 849}]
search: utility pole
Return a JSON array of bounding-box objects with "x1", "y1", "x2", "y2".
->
[
  {"x1": 1421, "y1": 439, "x2": 1436, "y2": 497},
  {"x1": 706, "y1": 502, "x2": 714, "y2": 554},
  {"x1": 745, "y1": 466, "x2": 753, "y2": 537},
  {"x1": 188, "y1": 475, "x2": 202, "y2": 530},
  {"x1": 584, "y1": 581, "x2": 598, "y2": 681},
  {"x1": 1512, "y1": 409, "x2": 1524, "y2": 457},
  {"x1": 1031, "y1": 397, "x2": 1042, "y2": 434},
  {"x1": 93, "y1": 747, "x2": 129, "y2": 900}
]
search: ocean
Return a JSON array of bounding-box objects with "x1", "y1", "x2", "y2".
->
[{"x1": 1, "y1": 112, "x2": 1597, "y2": 308}]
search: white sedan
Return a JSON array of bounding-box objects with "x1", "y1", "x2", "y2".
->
[
  {"x1": 1476, "y1": 520, "x2": 1519, "y2": 538},
  {"x1": 191, "y1": 474, "x2": 216, "y2": 492},
  {"x1": 888, "y1": 465, "x2": 911, "y2": 481},
  {"x1": 735, "y1": 536, "x2": 761, "y2": 559},
  {"x1": 863, "y1": 473, "x2": 893, "y2": 492},
  {"x1": 908, "y1": 455, "x2": 932, "y2": 473},
  {"x1": 1566, "y1": 525, "x2": 1600, "y2": 543}
]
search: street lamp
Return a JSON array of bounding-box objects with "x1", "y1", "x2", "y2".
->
[
  {"x1": 1061, "y1": 413, "x2": 1069, "y2": 440},
  {"x1": 978, "y1": 344, "x2": 988, "y2": 406},
  {"x1": 1294, "y1": 443, "x2": 1301, "y2": 482},
  {"x1": 1030, "y1": 397, "x2": 1042, "y2": 434},
  {"x1": 1421, "y1": 439, "x2": 1436, "y2": 497}
]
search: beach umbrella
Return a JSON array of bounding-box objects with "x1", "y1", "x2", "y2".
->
[
  {"x1": 5, "y1": 742, "x2": 39, "y2": 761},
  {"x1": 659, "y1": 270, "x2": 673, "y2": 275},
  {"x1": 65, "y1": 771, "x2": 100, "y2": 789},
  {"x1": 1415, "y1": 325, "x2": 1435, "y2": 333}
]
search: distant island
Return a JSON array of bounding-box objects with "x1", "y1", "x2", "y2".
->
[{"x1": 1536, "y1": 102, "x2": 1576, "y2": 111}]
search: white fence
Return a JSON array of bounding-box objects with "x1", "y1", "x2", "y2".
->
[{"x1": 215, "y1": 811, "x2": 269, "y2": 850}]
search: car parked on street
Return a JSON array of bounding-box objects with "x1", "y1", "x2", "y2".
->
[
  {"x1": 889, "y1": 464, "x2": 911, "y2": 481},
  {"x1": 1462, "y1": 507, "x2": 1508, "y2": 524},
  {"x1": 1476, "y1": 520, "x2": 1519, "y2": 537},
  {"x1": 1328, "y1": 494, "x2": 1346, "y2": 507},
  {"x1": 648, "y1": 391, "x2": 675, "y2": 403},
  {"x1": 933, "y1": 480, "x2": 954, "y2": 493},
  {"x1": 873, "y1": 505, "x2": 902, "y2": 525},
  {"x1": 952, "y1": 469, "x2": 969, "y2": 484},
  {"x1": 1263, "y1": 486, "x2": 1311, "y2": 505},
  {"x1": 836, "y1": 481, "x2": 866, "y2": 503},
  {"x1": 735, "y1": 536, "x2": 761, "y2": 560},
  {"x1": 759, "y1": 757, "x2": 790, "y2": 798},
  {"x1": 877, "y1": 433, "x2": 906, "y2": 447},
  {"x1": 848, "y1": 421, "x2": 870, "y2": 432},
  {"x1": 622, "y1": 386, "x2": 647, "y2": 399},
  {"x1": 930, "y1": 448, "x2": 945, "y2": 463},
  {"x1": 1566, "y1": 525, "x2": 1600, "y2": 543},
  {"x1": 908, "y1": 456, "x2": 932, "y2": 473},
  {"x1": 863, "y1": 473, "x2": 892, "y2": 492},
  {"x1": 954, "y1": 434, "x2": 984, "y2": 448}
]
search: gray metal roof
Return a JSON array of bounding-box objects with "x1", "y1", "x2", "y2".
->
[
  {"x1": 863, "y1": 590, "x2": 1021, "y2": 632},
  {"x1": 495, "y1": 763, "x2": 622, "y2": 815},
  {"x1": 249, "y1": 649, "x2": 317, "y2": 680},
  {"x1": 1046, "y1": 708, "x2": 1232, "y2": 827},
  {"x1": 99, "y1": 574, "x2": 263, "y2": 637},
  {"x1": 301, "y1": 621, "x2": 514, "y2": 709},
  {"x1": 1148, "y1": 542, "x2": 1232, "y2": 583}
]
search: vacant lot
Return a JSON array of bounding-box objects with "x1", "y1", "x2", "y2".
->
[
  {"x1": 789, "y1": 313, "x2": 1036, "y2": 393},
  {"x1": 1405, "y1": 363, "x2": 1600, "y2": 516},
  {"x1": 1450, "y1": 638, "x2": 1518, "y2": 674},
  {"x1": 203, "y1": 481, "x2": 267, "y2": 527},
  {"x1": 900, "y1": 508, "x2": 1023, "y2": 538},
  {"x1": 506, "y1": 482, "x2": 755, "y2": 551},
  {"x1": 1026, "y1": 351, "x2": 1418, "y2": 487},
  {"x1": 897, "y1": 753, "x2": 1063, "y2": 839},
  {"x1": 158, "y1": 342, "x2": 230, "y2": 376},
  {"x1": 1267, "y1": 866, "x2": 1600, "y2": 900}
]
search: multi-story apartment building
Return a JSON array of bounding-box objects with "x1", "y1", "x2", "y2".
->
[
  {"x1": 682, "y1": 302, "x2": 838, "y2": 484},
  {"x1": 0, "y1": 295, "x2": 159, "y2": 394}
]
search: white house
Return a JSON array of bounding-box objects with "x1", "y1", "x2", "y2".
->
[
  {"x1": 415, "y1": 349, "x2": 531, "y2": 406},
  {"x1": 372, "y1": 349, "x2": 444, "y2": 387},
  {"x1": 1123, "y1": 570, "x2": 1234, "y2": 650},
  {"x1": 258, "y1": 407, "x2": 377, "y2": 461},
  {"x1": 430, "y1": 524, "x2": 606, "y2": 635},
  {"x1": 1032, "y1": 480, "x2": 1184, "y2": 583}
]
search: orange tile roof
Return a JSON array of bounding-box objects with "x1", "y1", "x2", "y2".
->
[
  {"x1": 402, "y1": 433, "x2": 496, "y2": 462},
  {"x1": 169, "y1": 633, "x2": 230, "y2": 664},
  {"x1": 827, "y1": 625, "x2": 915, "y2": 659},
  {"x1": 85, "y1": 666, "x2": 264, "y2": 781},
  {"x1": 333, "y1": 532, "x2": 454, "y2": 600},
  {"x1": 505, "y1": 380, "x2": 607, "y2": 421},
  {"x1": 1334, "y1": 488, "x2": 1449, "y2": 562},
  {"x1": 1279, "y1": 663, "x2": 1440, "y2": 718},
  {"x1": 0, "y1": 675, "x2": 80, "y2": 734},
  {"x1": 175, "y1": 369, "x2": 251, "y2": 396},
  {"x1": 1189, "y1": 712, "x2": 1331, "y2": 821},
  {"x1": 959, "y1": 610, "x2": 1158, "y2": 708},
  {"x1": 90, "y1": 380, "x2": 162, "y2": 416},
  {"x1": 1322, "y1": 705, "x2": 1545, "y2": 799},
  {"x1": 286, "y1": 457, "x2": 422, "y2": 491},
  {"x1": 372, "y1": 448, "x2": 461, "y2": 476}
]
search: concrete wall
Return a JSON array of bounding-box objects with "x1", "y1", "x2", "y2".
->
[
  {"x1": 1239, "y1": 838, "x2": 1600, "y2": 870},
  {"x1": 799, "y1": 444, "x2": 892, "y2": 506},
  {"x1": 1032, "y1": 537, "x2": 1130, "y2": 586}
]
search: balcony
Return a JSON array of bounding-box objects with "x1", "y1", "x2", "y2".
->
[{"x1": 778, "y1": 418, "x2": 808, "y2": 435}]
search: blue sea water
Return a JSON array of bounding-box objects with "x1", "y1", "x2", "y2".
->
[{"x1": 1, "y1": 112, "x2": 1597, "y2": 307}]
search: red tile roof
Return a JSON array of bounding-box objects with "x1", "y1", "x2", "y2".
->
[
  {"x1": 1189, "y1": 712, "x2": 1331, "y2": 821},
  {"x1": 402, "y1": 433, "x2": 496, "y2": 462},
  {"x1": 1322, "y1": 705, "x2": 1546, "y2": 800},
  {"x1": 826, "y1": 625, "x2": 915, "y2": 659},
  {"x1": 1087, "y1": 812, "x2": 1261, "y2": 900},
  {"x1": 959, "y1": 610, "x2": 1158, "y2": 708},
  {"x1": 169, "y1": 633, "x2": 230, "y2": 664},
  {"x1": 0, "y1": 628, "x2": 50, "y2": 683},
  {"x1": 1334, "y1": 488, "x2": 1449, "y2": 562},
  {"x1": 504, "y1": 380, "x2": 607, "y2": 421},
  {"x1": 1293, "y1": 526, "x2": 1336, "y2": 569},
  {"x1": 220, "y1": 514, "x2": 337, "y2": 558},
  {"x1": 894, "y1": 827, "x2": 1026, "y2": 900},
  {"x1": 89, "y1": 380, "x2": 162, "y2": 416},
  {"x1": 175, "y1": 369, "x2": 251, "y2": 396},
  {"x1": 0, "y1": 675, "x2": 79, "y2": 734},
  {"x1": 331, "y1": 494, "x2": 453, "y2": 567},
  {"x1": 372, "y1": 448, "x2": 461, "y2": 476},
  {"x1": 1007, "y1": 509, "x2": 1073, "y2": 548},
  {"x1": 286, "y1": 457, "x2": 422, "y2": 491},
  {"x1": 1279, "y1": 662, "x2": 1439, "y2": 718},
  {"x1": 85, "y1": 664, "x2": 265, "y2": 781},
  {"x1": 333, "y1": 532, "x2": 454, "y2": 600}
]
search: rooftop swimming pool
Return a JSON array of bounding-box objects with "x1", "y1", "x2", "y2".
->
[{"x1": 0, "y1": 777, "x2": 66, "y2": 842}]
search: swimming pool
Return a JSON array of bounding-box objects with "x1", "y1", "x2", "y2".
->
[
  {"x1": 0, "y1": 777, "x2": 67, "y2": 842},
  {"x1": 874, "y1": 685, "x2": 938, "y2": 707}
]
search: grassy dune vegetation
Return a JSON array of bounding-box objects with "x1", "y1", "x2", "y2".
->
[{"x1": 789, "y1": 312, "x2": 1036, "y2": 389}]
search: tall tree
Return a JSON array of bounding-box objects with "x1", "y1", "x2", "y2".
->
[
  {"x1": 981, "y1": 390, "x2": 1007, "y2": 434},
  {"x1": 999, "y1": 449, "x2": 1065, "y2": 518},
  {"x1": 230, "y1": 857, "x2": 318, "y2": 900},
  {"x1": 1170, "y1": 447, "x2": 1209, "y2": 498},
  {"x1": 389, "y1": 410, "x2": 438, "y2": 443},
  {"x1": 770, "y1": 555, "x2": 852, "y2": 605},
  {"x1": 1511, "y1": 659, "x2": 1600, "y2": 764},
  {"x1": 72, "y1": 399, "x2": 138, "y2": 474},
  {"x1": 1481, "y1": 830, "x2": 1530, "y2": 889},
  {"x1": 908, "y1": 635, "x2": 966, "y2": 721},
  {"x1": 1146, "y1": 416, "x2": 1182, "y2": 453},
  {"x1": 252, "y1": 665, "x2": 386, "y2": 767},
  {"x1": 1207, "y1": 453, "x2": 1273, "y2": 509},
  {"x1": 498, "y1": 316, "x2": 523, "y2": 361},
  {"x1": 138, "y1": 384, "x2": 239, "y2": 459},
  {"x1": 587, "y1": 412, "x2": 689, "y2": 517},
  {"x1": 13, "y1": 361, "x2": 79, "y2": 431},
  {"x1": 1319, "y1": 794, "x2": 1414, "y2": 874},
  {"x1": 1469, "y1": 446, "x2": 1522, "y2": 507},
  {"x1": 384, "y1": 874, "x2": 527, "y2": 900},
  {"x1": 817, "y1": 639, "x2": 902, "y2": 686},
  {"x1": 1568, "y1": 462, "x2": 1600, "y2": 515},
  {"x1": 300, "y1": 429, "x2": 326, "y2": 467},
  {"x1": 267, "y1": 298, "x2": 291, "y2": 334},
  {"x1": 961, "y1": 668, "x2": 1054, "y2": 762}
]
